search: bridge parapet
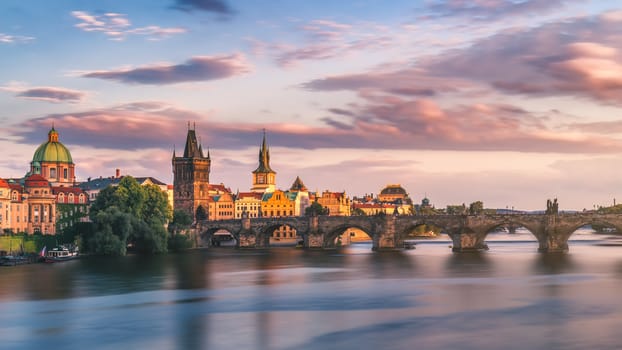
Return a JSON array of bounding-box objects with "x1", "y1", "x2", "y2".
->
[{"x1": 197, "y1": 212, "x2": 622, "y2": 253}]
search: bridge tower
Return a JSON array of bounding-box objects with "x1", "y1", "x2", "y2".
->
[
  {"x1": 250, "y1": 130, "x2": 276, "y2": 193},
  {"x1": 172, "y1": 123, "x2": 211, "y2": 221}
]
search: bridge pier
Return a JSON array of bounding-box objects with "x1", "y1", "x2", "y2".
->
[
  {"x1": 451, "y1": 232, "x2": 488, "y2": 252},
  {"x1": 372, "y1": 214, "x2": 400, "y2": 251},
  {"x1": 238, "y1": 215, "x2": 257, "y2": 248},
  {"x1": 304, "y1": 216, "x2": 325, "y2": 249},
  {"x1": 537, "y1": 237, "x2": 569, "y2": 253},
  {"x1": 537, "y1": 217, "x2": 571, "y2": 253}
]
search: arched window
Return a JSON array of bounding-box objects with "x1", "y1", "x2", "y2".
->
[{"x1": 196, "y1": 205, "x2": 207, "y2": 221}]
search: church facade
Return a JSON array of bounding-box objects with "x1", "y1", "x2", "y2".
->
[{"x1": 1, "y1": 127, "x2": 88, "y2": 235}]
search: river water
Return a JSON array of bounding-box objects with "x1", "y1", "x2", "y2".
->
[{"x1": 1, "y1": 231, "x2": 622, "y2": 350}]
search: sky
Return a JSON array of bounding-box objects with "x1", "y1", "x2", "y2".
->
[{"x1": 1, "y1": 0, "x2": 622, "y2": 211}]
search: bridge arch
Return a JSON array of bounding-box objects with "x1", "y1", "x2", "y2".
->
[
  {"x1": 201, "y1": 226, "x2": 239, "y2": 247},
  {"x1": 561, "y1": 217, "x2": 622, "y2": 240},
  {"x1": 258, "y1": 222, "x2": 302, "y2": 247},
  {"x1": 324, "y1": 224, "x2": 375, "y2": 248},
  {"x1": 479, "y1": 221, "x2": 541, "y2": 239},
  {"x1": 395, "y1": 218, "x2": 454, "y2": 241}
]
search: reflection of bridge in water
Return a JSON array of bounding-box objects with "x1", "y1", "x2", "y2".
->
[{"x1": 198, "y1": 213, "x2": 622, "y2": 252}]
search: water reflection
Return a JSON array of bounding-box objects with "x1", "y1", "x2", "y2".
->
[
  {"x1": 532, "y1": 252, "x2": 575, "y2": 275},
  {"x1": 2, "y1": 242, "x2": 622, "y2": 350},
  {"x1": 445, "y1": 251, "x2": 492, "y2": 277}
]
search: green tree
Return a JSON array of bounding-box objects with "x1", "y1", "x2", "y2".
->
[
  {"x1": 446, "y1": 204, "x2": 466, "y2": 215},
  {"x1": 469, "y1": 201, "x2": 484, "y2": 215},
  {"x1": 305, "y1": 201, "x2": 329, "y2": 216},
  {"x1": 114, "y1": 176, "x2": 147, "y2": 218},
  {"x1": 142, "y1": 184, "x2": 172, "y2": 224},
  {"x1": 130, "y1": 218, "x2": 168, "y2": 254},
  {"x1": 168, "y1": 210, "x2": 194, "y2": 251},
  {"x1": 87, "y1": 206, "x2": 132, "y2": 255},
  {"x1": 85, "y1": 176, "x2": 171, "y2": 255},
  {"x1": 169, "y1": 210, "x2": 192, "y2": 232}
]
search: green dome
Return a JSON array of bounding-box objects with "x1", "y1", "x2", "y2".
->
[{"x1": 31, "y1": 128, "x2": 73, "y2": 164}]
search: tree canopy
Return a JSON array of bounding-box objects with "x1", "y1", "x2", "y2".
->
[
  {"x1": 469, "y1": 201, "x2": 484, "y2": 215},
  {"x1": 305, "y1": 201, "x2": 329, "y2": 216},
  {"x1": 85, "y1": 176, "x2": 172, "y2": 255}
]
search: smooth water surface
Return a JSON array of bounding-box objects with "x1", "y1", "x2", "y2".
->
[{"x1": 2, "y1": 233, "x2": 622, "y2": 350}]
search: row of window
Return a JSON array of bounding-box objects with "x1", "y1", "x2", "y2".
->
[
  {"x1": 57, "y1": 193, "x2": 86, "y2": 203},
  {"x1": 263, "y1": 210, "x2": 294, "y2": 217},
  {"x1": 235, "y1": 213, "x2": 260, "y2": 218}
]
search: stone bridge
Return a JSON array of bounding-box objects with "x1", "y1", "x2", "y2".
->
[{"x1": 197, "y1": 213, "x2": 622, "y2": 253}]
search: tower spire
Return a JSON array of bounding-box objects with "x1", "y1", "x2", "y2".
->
[{"x1": 254, "y1": 129, "x2": 274, "y2": 173}]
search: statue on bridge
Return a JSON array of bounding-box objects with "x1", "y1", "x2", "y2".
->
[{"x1": 546, "y1": 198, "x2": 559, "y2": 215}]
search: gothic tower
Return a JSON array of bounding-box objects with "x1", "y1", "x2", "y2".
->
[
  {"x1": 251, "y1": 130, "x2": 276, "y2": 193},
  {"x1": 172, "y1": 124, "x2": 211, "y2": 221}
]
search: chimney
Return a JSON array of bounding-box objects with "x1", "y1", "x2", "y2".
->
[{"x1": 116, "y1": 169, "x2": 120, "y2": 178}]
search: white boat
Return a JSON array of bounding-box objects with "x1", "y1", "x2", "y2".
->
[{"x1": 45, "y1": 246, "x2": 79, "y2": 263}]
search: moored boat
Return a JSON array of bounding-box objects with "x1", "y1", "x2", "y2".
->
[
  {"x1": 0, "y1": 255, "x2": 31, "y2": 266},
  {"x1": 45, "y1": 246, "x2": 79, "y2": 263}
]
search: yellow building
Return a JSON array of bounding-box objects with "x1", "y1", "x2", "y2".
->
[
  {"x1": 261, "y1": 189, "x2": 297, "y2": 241},
  {"x1": 261, "y1": 189, "x2": 296, "y2": 217},
  {"x1": 317, "y1": 190, "x2": 351, "y2": 216},
  {"x1": 378, "y1": 184, "x2": 413, "y2": 215},
  {"x1": 235, "y1": 192, "x2": 263, "y2": 218},
  {"x1": 8, "y1": 182, "x2": 28, "y2": 233},
  {"x1": 206, "y1": 188, "x2": 235, "y2": 221},
  {"x1": 352, "y1": 203, "x2": 395, "y2": 216}
]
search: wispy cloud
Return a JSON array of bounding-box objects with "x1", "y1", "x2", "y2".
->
[
  {"x1": 171, "y1": 0, "x2": 234, "y2": 16},
  {"x1": 0, "y1": 84, "x2": 86, "y2": 103},
  {"x1": 249, "y1": 19, "x2": 394, "y2": 67},
  {"x1": 422, "y1": 0, "x2": 573, "y2": 21},
  {"x1": 0, "y1": 33, "x2": 34, "y2": 44},
  {"x1": 80, "y1": 54, "x2": 251, "y2": 85},
  {"x1": 71, "y1": 11, "x2": 186, "y2": 41}
]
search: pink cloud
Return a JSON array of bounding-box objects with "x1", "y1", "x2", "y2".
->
[
  {"x1": 1, "y1": 85, "x2": 86, "y2": 103},
  {"x1": 305, "y1": 11, "x2": 622, "y2": 105},
  {"x1": 11, "y1": 95, "x2": 622, "y2": 156},
  {"x1": 81, "y1": 54, "x2": 251, "y2": 85},
  {"x1": 71, "y1": 11, "x2": 186, "y2": 41}
]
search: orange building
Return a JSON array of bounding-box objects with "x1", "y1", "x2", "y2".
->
[{"x1": 317, "y1": 190, "x2": 351, "y2": 216}]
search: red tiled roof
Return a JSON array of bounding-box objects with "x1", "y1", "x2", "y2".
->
[{"x1": 52, "y1": 186, "x2": 86, "y2": 194}]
